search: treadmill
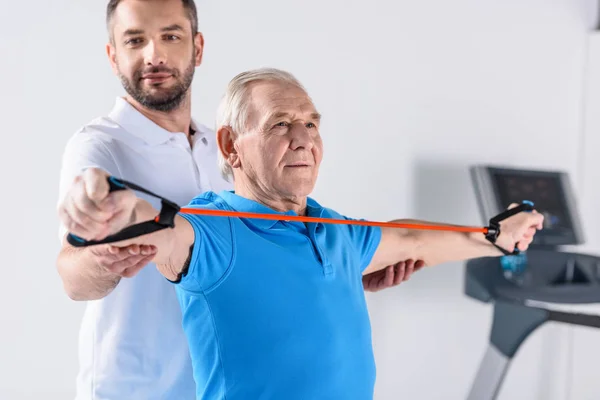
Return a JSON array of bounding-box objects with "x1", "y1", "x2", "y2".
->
[{"x1": 465, "y1": 165, "x2": 600, "y2": 400}]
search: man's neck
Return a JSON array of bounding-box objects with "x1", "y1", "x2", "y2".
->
[
  {"x1": 124, "y1": 95, "x2": 193, "y2": 137},
  {"x1": 234, "y1": 179, "x2": 307, "y2": 216}
]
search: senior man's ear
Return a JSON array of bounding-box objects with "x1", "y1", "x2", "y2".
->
[{"x1": 217, "y1": 126, "x2": 241, "y2": 169}]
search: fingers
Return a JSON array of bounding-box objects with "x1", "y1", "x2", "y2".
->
[
  {"x1": 58, "y1": 208, "x2": 96, "y2": 240},
  {"x1": 383, "y1": 265, "x2": 395, "y2": 287},
  {"x1": 402, "y1": 260, "x2": 415, "y2": 282},
  {"x1": 106, "y1": 190, "x2": 139, "y2": 232},
  {"x1": 61, "y1": 203, "x2": 106, "y2": 241},
  {"x1": 74, "y1": 176, "x2": 114, "y2": 222},
  {"x1": 414, "y1": 260, "x2": 425, "y2": 270},
  {"x1": 497, "y1": 205, "x2": 545, "y2": 253},
  {"x1": 372, "y1": 268, "x2": 390, "y2": 292},
  {"x1": 517, "y1": 231, "x2": 536, "y2": 250},
  {"x1": 523, "y1": 226, "x2": 537, "y2": 238},
  {"x1": 506, "y1": 204, "x2": 544, "y2": 229},
  {"x1": 362, "y1": 267, "x2": 390, "y2": 292},
  {"x1": 108, "y1": 190, "x2": 137, "y2": 213},
  {"x1": 95, "y1": 244, "x2": 156, "y2": 260},
  {"x1": 515, "y1": 225, "x2": 539, "y2": 251},
  {"x1": 91, "y1": 244, "x2": 157, "y2": 276},
  {"x1": 520, "y1": 212, "x2": 544, "y2": 247},
  {"x1": 108, "y1": 253, "x2": 156, "y2": 276},
  {"x1": 394, "y1": 260, "x2": 412, "y2": 286},
  {"x1": 397, "y1": 259, "x2": 423, "y2": 282},
  {"x1": 362, "y1": 259, "x2": 425, "y2": 292},
  {"x1": 393, "y1": 262, "x2": 405, "y2": 285},
  {"x1": 83, "y1": 167, "x2": 111, "y2": 205},
  {"x1": 90, "y1": 244, "x2": 129, "y2": 266},
  {"x1": 120, "y1": 255, "x2": 156, "y2": 278},
  {"x1": 530, "y1": 211, "x2": 544, "y2": 229},
  {"x1": 513, "y1": 207, "x2": 544, "y2": 230},
  {"x1": 58, "y1": 169, "x2": 115, "y2": 241},
  {"x1": 60, "y1": 169, "x2": 138, "y2": 242},
  {"x1": 362, "y1": 272, "x2": 379, "y2": 292},
  {"x1": 64, "y1": 181, "x2": 112, "y2": 240}
]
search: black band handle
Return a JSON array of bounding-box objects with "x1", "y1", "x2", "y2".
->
[
  {"x1": 66, "y1": 176, "x2": 181, "y2": 247},
  {"x1": 106, "y1": 175, "x2": 128, "y2": 193},
  {"x1": 485, "y1": 200, "x2": 535, "y2": 256}
]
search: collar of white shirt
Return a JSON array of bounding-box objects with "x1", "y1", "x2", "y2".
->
[{"x1": 108, "y1": 96, "x2": 208, "y2": 146}]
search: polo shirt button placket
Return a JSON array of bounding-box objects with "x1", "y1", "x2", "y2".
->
[{"x1": 313, "y1": 224, "x2": 333, "y2": 277}]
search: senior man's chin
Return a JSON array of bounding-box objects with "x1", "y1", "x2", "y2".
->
[
  {"x1": 287, "y1": 183, "x2": 317, "y2": 196},
  {"x1": 277, "y1": 179, "x2": 316, "y2": 197},
  {"x1": 280, "y1": 165, "x2": 317, "y2": 187}
]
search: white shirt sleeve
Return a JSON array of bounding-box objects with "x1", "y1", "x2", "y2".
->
[{"x1": 57, "y1": 129, "x2": 122, "y2": 242}]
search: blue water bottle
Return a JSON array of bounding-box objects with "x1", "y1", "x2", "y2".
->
[
  {"x1": 500, "y1": 200, "x2": 534, "y2": 285},
  {"x1": 501, "y1": 252, "x2": 528, "y2": 284}
]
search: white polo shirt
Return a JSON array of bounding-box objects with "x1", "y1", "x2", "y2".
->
[{"x1": 57, "y1": 97, "x2": 232, "y2": 400}]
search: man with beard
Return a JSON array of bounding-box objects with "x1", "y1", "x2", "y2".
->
[{"x1": 55, "y1": 1, "x2": 419, "y2": 399}]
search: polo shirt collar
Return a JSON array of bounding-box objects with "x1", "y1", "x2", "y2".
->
[
  {"x1": 218, "y1": 190, "x2": 324, "y2": 229},
  {"x1": 108, "y1": 97, "x2": 204, "y2": 146}
]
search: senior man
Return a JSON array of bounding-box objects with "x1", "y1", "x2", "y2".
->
[{"x1": 59, "y1": 68, "x2": 544, "y2": 399}]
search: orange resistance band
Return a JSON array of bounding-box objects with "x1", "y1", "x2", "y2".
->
[{"x1": 172, "y1": 207, "x2": 490, "y2": 234}]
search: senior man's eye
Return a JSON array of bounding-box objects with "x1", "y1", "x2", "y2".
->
[{"x1": 274, "y1": 122, "x2": 289, "y2": 127}]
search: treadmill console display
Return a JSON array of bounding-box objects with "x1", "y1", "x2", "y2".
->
[{"x1": 470, "y1": 165, "x2": 585, "y2": 247}]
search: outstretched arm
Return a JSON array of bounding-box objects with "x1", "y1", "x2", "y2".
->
[
  {"x1": 57, "y1": 168, "x2": 194, "y2": 282},
  {"x1": 56, "y1": 135, "x2": 159, "y2": 300},
  {"x1": 363, "y1": 213, "x2": 544, "y2": 275}
]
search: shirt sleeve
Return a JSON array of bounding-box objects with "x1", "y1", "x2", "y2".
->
[
  {"x1": 175, "y1": 198, "x2": 234, "y2": 294},
  {"x1": 344, "y1": 217, "x2": 382, "y2": 273},
  {"x1": 56, "y1": 130, "x2": 122, "y2": 242},
  {"x1": 324, "y1": 208, "x2": 382, "y2": 273}
]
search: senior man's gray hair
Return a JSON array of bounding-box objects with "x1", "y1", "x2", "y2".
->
[{"x1": 215, "y1": 68, "x2": 308, "y2": 181}]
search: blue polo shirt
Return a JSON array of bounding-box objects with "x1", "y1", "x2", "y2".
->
[{"x1": 175, "y1": 190, "x2": 382, "y2": 400}]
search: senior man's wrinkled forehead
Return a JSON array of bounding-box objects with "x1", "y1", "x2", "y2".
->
[{"x1": 246, "y1": 80, "x2": 321, "y2": 131}]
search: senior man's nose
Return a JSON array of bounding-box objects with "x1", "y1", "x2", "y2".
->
[{"x1": 289, "y1": 123, "x2": 314, "y2": 150}]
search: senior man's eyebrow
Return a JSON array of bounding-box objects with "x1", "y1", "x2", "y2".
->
[
  {"x1": 265, "y1": 111, "x2": 321, "y2": 124},
  {"x1": 267, "y1": 111, "x2": 291, "y2": 121},
  {"x1": 261, "y1": 112, "x2": 291, "y2": 129}
]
